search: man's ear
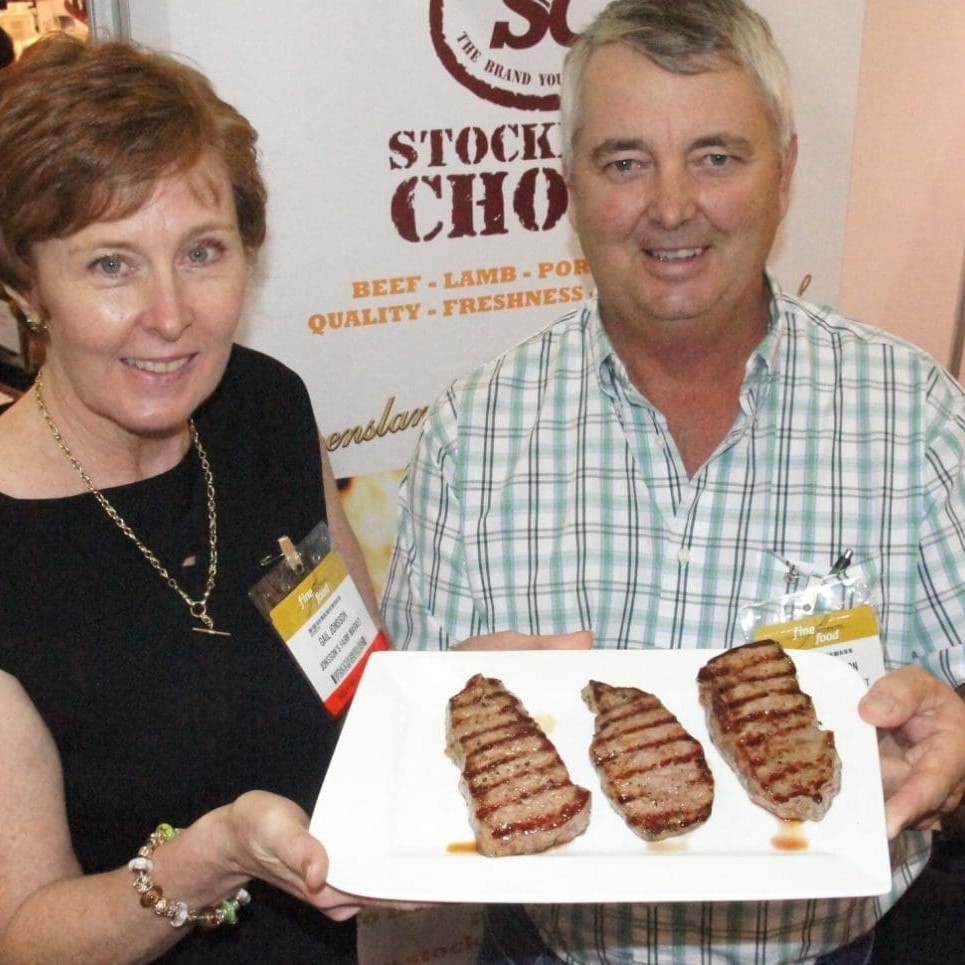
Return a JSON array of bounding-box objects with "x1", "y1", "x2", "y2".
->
[
  {"x1": 564, "y1": 164, "x2": 578, "y2": 231},
  {"x1": 778, "y1": 133, "x2": 798, "y2": 216}
]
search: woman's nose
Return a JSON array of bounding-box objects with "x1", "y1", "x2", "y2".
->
[{"x1": 145, "y1": 271, "x2": 192, "y2": 340}]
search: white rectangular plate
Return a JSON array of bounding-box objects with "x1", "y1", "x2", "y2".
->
[{"x1": 310, "y1": 648, "x2": 891, "y2": 903}]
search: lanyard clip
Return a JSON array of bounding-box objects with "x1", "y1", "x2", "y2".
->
[
  {"x1": 828, "y1": 549, "x2": 853, "y2": 579},
  {"x1": 259, "y1": 535, "x2": 305, "y2": 574}
]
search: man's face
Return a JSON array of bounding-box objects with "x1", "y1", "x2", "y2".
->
[{"x1": 566, "y1": 43, "x2": 796, "y2": 338}]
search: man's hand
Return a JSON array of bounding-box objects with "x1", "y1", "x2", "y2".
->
[
  {"x1": 859, "y1": 666, "x2": 965, "y2": 839},
  {"x1": 452, "y1": 630, "x2": 593, "y2": 651}
]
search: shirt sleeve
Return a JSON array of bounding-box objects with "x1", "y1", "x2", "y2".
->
[
  {"x1": 381, "y1": 386, "x2": 480, "y2": 651},
  {"x1": 912, "y1": 367, "x2": 965, "y2": 689}
]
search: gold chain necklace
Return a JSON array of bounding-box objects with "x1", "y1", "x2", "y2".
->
[{"x1": 33, "y1": 373, "x2": 230, "y2": 637}]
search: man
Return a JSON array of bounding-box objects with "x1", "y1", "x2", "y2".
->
[{"x1": 382, "y1": 1, "x2": 965, "y2": 961}]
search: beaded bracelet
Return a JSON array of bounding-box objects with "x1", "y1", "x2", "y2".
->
[{"x1": 128, "y1": 823, "x2": 251, "y2": 930}]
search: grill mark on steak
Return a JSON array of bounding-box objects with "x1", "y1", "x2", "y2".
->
[
  {"x1": 446, "y1": 673, "x2": 591, "y2": 856},
  {"x1": 697, "y1": 639, "x2": 842, "y2": 822},
  {"x1": 581, "y1": 680, "x2": 714, "y2": 841}
]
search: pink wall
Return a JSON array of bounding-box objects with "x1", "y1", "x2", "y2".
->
[{"x1": 840, "y1": 0, "x2": 965, "y2": 373}]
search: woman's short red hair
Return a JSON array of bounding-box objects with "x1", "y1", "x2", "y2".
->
[{"x1": 0, "y1": 34, "x2": 267, "y2": 295}]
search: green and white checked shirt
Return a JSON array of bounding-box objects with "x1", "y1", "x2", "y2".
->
[{"x1": 382, "y1": 279, "x2": 965, "y2": 963}]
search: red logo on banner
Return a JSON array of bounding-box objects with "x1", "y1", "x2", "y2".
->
[{"x1": 430, "y1": 0, "x2": 579, "y2": 111}]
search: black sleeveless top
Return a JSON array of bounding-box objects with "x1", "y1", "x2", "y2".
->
[{"x1": 0, "y1": 345, "x2": 357, "y2": 961}]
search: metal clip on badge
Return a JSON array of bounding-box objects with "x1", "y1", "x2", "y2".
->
[
  {"x1": 773, "y1": 552, "x2": 822, "y2": 596},
  {"x1": 784, "y1": 561, "x2": 801, "y2": 588},
  {"x1": 277, "y1": 535, "x2": 304, "y2": 574},
  {"x1": 827, "y1": 549, "x2": 853, "y2": 578},
  {"x1": 814, "y1": 548, "x2": 856, "y2": 613},
  {"x1": 259, "y1": 536, "x2": 304, "y2": 574}
]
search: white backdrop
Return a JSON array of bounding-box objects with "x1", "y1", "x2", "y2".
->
[{"x1": 107, "y1": 0, "x2": 866, "y2": 480}]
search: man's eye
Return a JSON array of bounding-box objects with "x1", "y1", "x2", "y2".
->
[
  {"x1": 706, "y1": 153, "x2": 731, "y2": 167},
  {"x1": 612, "y1": 158, "x2": 638, "y2": 172}
]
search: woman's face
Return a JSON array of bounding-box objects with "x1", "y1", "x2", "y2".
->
[{"x1": 12, "y1": 156, "x2": 250, "y2": 443}]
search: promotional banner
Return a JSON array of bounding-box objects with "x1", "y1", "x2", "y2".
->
[
  {"x1": 128, "y1": 0, "x2": 864, "y2": 484},
  {"x1": 123, "y1": 0, "x2": 865, "y2": 603}
]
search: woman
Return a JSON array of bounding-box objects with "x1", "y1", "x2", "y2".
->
[
  {"x1": 0, "y1": 27, "x2": 14, "y2": 70},
  {"x1": 0, "y1": 34, "x2": 380, "y2": 962}
]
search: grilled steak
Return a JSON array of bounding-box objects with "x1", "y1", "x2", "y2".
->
[
  {"x1": 697, "y1": 639, "x2": 841, "y2": 822},
  {"x1": 582, "y1": 680, "x2": 714, "y2": 841},
  {"x1": 446, "y1": 673, "x2": 591, "y2": 857}
]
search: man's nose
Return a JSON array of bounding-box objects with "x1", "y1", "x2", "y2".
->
[{"x1": 647, "y1": 166, "x2": 698, "y2": 230}]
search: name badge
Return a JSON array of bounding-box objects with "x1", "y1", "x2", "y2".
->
[
  {"x1": 740, "y1": 554, "x2": 887, "y2": 686},
  {"x1": 748, "y1": 603, "x2": 886, "y2": 687},
  {"x1": 250, "y1": 520, "x2": 388, "y2": 715}
]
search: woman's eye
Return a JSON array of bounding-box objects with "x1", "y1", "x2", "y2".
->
[
  {"x1": 93, "y1": 254, "x2": 124, "y2": 275},
  {"x1": 187, "y1": 241, "x2": 225, "y2": 265}
]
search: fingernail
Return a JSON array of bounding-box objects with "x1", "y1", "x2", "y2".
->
[{"x1": 862, "y1": 691, "x2": 895, "y2": 713}]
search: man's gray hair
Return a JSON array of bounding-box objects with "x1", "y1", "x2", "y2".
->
[{"x1": 560, "y1": 0, "x2": 795, "y2": 169}]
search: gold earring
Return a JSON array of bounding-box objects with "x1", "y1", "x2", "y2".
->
[{"x1": 23, "y1": 309, "x2": 48, "y2": 336}]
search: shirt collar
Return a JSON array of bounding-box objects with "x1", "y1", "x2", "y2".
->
[
  {"x1": 587, "y1": 298, "x2": 623, "y2": 397},
  {"x1": 592, "y1": 274, "x2": 787, "y2": 401},
  {"x1": 754, "y1": 270, "x2": 787, "y2": 381}
]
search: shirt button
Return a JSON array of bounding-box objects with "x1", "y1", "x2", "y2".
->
[{"x1": 677, "y1": 547, "x2": 691, "y2": 564}]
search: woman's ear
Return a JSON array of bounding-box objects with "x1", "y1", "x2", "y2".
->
[
  {"x1": 1, "y1": 284, "x2": 34, "y2": 319},
  {"x1": 2, "y1": 285, "x2": 47, "y2": 336}
]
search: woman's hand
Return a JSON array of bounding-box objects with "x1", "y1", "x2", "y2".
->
[
  {"x1": 221, "y1": 791, "x2": 430, "y2": 920},
  {"x1": 222, "y1": 791, "x2": 431, "y2": 919},
  {"x1": 859, "y1": 666, "x2": 965, "y2": 839},
  {"x1": 218, "y1": 791, "x2": 359, "y2": 919},
  {"x1": 452, "y1": 629, "x2": 593, "y2": 652}
]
